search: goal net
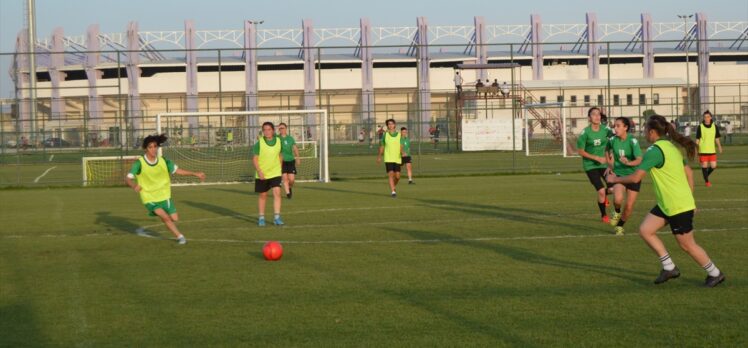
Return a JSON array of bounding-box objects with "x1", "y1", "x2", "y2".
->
[
  {"x1": 523, "y1": 102, "x2": 577, "y2": 157},
  {"x1": 82, "y1": 155, "x2": 141, "y2": 186},
  {"x1": 156, "y1": 110, "x2": 329, "y2": 185}
]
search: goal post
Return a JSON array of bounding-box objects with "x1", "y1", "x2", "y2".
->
[
  {"x1": 523, "y1": 102, "x2": 577, "y2": 157},
  {"x1": 82, "y1": 155, "x2": 141, "y2": 186},
  {"x1": 155, "y1": 109, "x2": 329, "y2": 185}
]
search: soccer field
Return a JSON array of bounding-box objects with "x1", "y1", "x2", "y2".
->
[{"x1": 1, "y1": 168, "x2": 747, "y2": 346}]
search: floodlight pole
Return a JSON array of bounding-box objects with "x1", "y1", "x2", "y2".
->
[
  {"x1": 678, "y1": 14, "x2": 693, "y2": 117},
  {"x1": 26, "y1": 0, "x2": 37, "y2": 144}
]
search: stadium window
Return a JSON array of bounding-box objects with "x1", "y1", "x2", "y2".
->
[
  {"x1": 540, "y1": 96, "x2": 546, "y2": 103},
  {"x1": 597, "y1": 95, "x2": 604, "y2": 106},
  {"x1": 613, "y1": 95, "x2": 620, "y2": 106},
  {"x1": 653, "y1": 93, "x2": 660, "y2": 105},
  {"x1": 626, "y1": 94, "x2": 633, "y2": 106},
  {"x1": 570, "y1": 95, "x2": 577, "y2": 106},
  {"x1": 639, "y1": 94, "x2": 646, "y2": 105},
  {"x1": 556, "y1": 95, "x2": 564, "y2": 103},
  {"x1": 583, "y1": 95, "x2": 591, "y2": 106}
]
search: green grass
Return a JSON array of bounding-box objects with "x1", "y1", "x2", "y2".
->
[
  {"x1": 1, "y1": 167, "x2": 747, "y2": 346},
  {"x1": 2, "y1": 144, "x2": 748, "y2": 186}
]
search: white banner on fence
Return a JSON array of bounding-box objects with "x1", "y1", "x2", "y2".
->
[{"x1": 461, "y1": 116, "x2": 523, "y2": 151}]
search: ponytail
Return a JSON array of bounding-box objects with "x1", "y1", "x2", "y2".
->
[{"x1": 646, "y1": 115, "x2": 697, "y2": 161}]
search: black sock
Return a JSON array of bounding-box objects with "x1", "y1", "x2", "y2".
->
[
  {"x1": 598, "y1": 202, "x2": 607, "y2": 217},
  {"x1": 617, "y1": 219, "x2": 626, "y2": 227},
  {"x1": 614, "y1": 206, "x2": 621, "y2": 213},
  {"x1": 707, "y1": 167, "x2": 715, "y2": 176},
  {"x1": 702, "y1": 168, "x2": 709, "y2": 182}
]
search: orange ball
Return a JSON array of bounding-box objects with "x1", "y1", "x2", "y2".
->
[{"x1": 262, "y1": 241, "x2": 283, "y2": 261}]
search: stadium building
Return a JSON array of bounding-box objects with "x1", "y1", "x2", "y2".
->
[{"x1": 5, "y1": 13, "x2": 748, "y2": 147}]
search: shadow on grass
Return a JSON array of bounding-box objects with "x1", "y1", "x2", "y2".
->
[
  {"x1": 94, "y1": 211, "x2": 164, "y2": 239},
  {"x1": 0, "y1": 303, "x2": 49, "y2": 347},
  {"x1": 183, "y1": 201, "x2": 256, "y2": 223},
  {"x1": 209, "y1": 186, "x2": 255, "y2": 197},
  {"x1": 388, "y1": 226, "x2": 651, "y2": 283}
]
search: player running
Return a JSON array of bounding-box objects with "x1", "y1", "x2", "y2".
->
[
  {"x1": 125, "y1": 134, "x2": 206, "y2": 244},
  {"x1": 253, "y1": 122, "x2": 284, "y2": 226},
  {"x1": 606, "y1": 114, "x2": 725, "y2": 287},
  {"x1": 605, "y1": 117, "x2": 642, "y2": 235},
  {"x1": 278, "y1": 122, "x2": 300, "y2": 199},
  {"x1": 401, "y1": 127, "x2": 415, "y2": 184},
  {"x1": 696, "y1": 110, "x2": 723, "y2": 187},
  {"x1": 577, "y1": 107, "x2": 614, "y2": 223},
  {"x1": 377, "y1": 119, "x2": 407, "y2": 197}
]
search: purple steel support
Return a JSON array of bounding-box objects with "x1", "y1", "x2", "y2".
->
[
  {"x1": 586, "y1": 13, "x2": 599, "y2": 79},
  {"x1": 416, "y1": 16, "x2": 431, "y2": 136},
  {"x1": 126, "y1": 21, "x2": 142, "y2": 133},
  {"x1": 696, "y1": 12, "x2": 710, "y2": 111},
  {"x1": 641, "y1": 13, "x2": 654, "y2": 78},
  {"x1": 360, "y1": 17, "x2": 373, "y2": 126},
  {"x1": 86, "y1": 24, "x2": 103, "y2": 124},
  {"x1": 49, "y1": 27, "x2": 66, "y2": 119},
  {"x1": 14, "y1": 31, "x2": 30, "y2": 133},
  {"x1": 185, "y1": 20, "x2": 199, "y2": 131},
  {"x1": 244, "y1": 20, "x2": 258, "y2": 112},
  {"x1": 474, "y1": 16, "x2": 487, "y2": 81},
  {"x1": 301, "y1": 19, "x2": 316, "y2": 132},
  {"x1": 531, "y1": 14, "x2": 543, "y2": 80}
]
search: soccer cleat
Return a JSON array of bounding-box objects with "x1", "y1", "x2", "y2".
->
[
  {"x1": 705, "y1": 181, "x2": 712, "y2": 187},
  {"x1": 408, "y1": 180, "x2": 414, "y2": 185},
  {"x1": 258, "y1": 217, "x2": 266, "y2": 227},
  {"x1": 614, "y1": 226, "x2": 624, "y2": 236},
  {"x1": 177, "y1": 236, "x2": 187, "y2": 245},
  {"x1": 601, "y1": 215, "x2": 610, "y2": 224},
  {"x1": 654, "y1": 267, "x2": 681, "y2": 284},
  {"x1": 273, "y1": 217, "x2": 284, "y2": 226},
  {"x1": 704, "y1": 272, "x2": 725, "y2": 288},
  {"x1": 391, "y1": 192, "x2": 397, "y2": 198},
  {"x1": 610, "y1": 212, "x2": 622, "y2": 226}
]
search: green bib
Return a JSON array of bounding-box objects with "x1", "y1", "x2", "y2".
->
[
  {"x1": 401, "y1": 137, "x2": 411, "y2": 156},
  {"x1": 698, "y1": 123, "x2": 716, "y2": 154},
  {"x1": 649, "y1": 140, "x2": 695, "y2": 216},
  {"x1": 136, "y1": 156, "x2": 171, "y2": 204},
  {"x1": 280, "y1": 135, "x2": 296, "y2": 161},
  {"x1": 384, "y1": 131, "x2": 402, "y2": 164},
  {"x1": 256, "y1": 137, "x2": 282, "y2": 179}
]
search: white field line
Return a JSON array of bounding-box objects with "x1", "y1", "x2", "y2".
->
[
  {"x1": 34, "y1": 166, "x2": 57, "y2": 183},
  {"x1": 3, "y1": 226, "x2": 746, "y2": 245}
]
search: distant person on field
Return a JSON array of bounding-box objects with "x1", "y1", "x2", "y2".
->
[
  {"x1": 125, "y1": 134, "x2": 206, "y2": 245},
  {"x1": 358, "y1": 129, "x2": 365, "y2": 143},
  {"x1": 400, "y1": 127, "x2": 415, "y2": 184},
  {"x1": 724, "y1": 121, "x2": 733, "y2": 145},
  {"x1": 683, "y1": 124, "x2": 691, "y2": 137},
  {"x1": 253, "y1": 122, "x2": 285, "y2": 226},
  {"x1": 696, "y1": 110, "x2": 722, "y2": 187},
  {"x1": 278, "y1": 122, "x2": 300, "y2": 199},
  {"x1": 377, "y1": 125, "x2": 385, "y2": 141},
  {"x1": 377, "y1": 119, "x2": 407, "y2": 197},
  {"x1": 577, "y1": 107, "x2": 614, "y2": 224},
  {"x1": 605, "y1": 117, "x2": 642, "y2": 236},
  {"x1": 433, "y1": 125, "x2": 441, "y2": 147}
]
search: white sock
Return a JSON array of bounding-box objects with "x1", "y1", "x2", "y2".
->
[
  {"x1": 391, "y1": 191, "x2": 396, "y2": 194},
  {"x1": 274, "y1": 214, "x2": 280, "y2": 220},
  {"x1": 703, "y1": 261, "x2": 721, "y2": 277},
  {"x1": 660, "y1": 253, "x2": 676, "y2": 271}
]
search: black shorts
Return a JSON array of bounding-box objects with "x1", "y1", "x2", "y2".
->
[
  {"x1": 401, "y1": 156, "x2": 412, "y2": 164},
  {"x1": 282, "y1": 160, "x2": 297, "y2": 174},
  {"x1": 615, "y1": 181, "x2": 641, "y2": 192},
  {"x1": 585, "y1": 168, "x2": 610, "y2": 191},
  {"x1": 255, "y1": 176, "x2": 282, "y2": 193},
  {"x1": 650, "y1": 205, "x2": 694, "y2": 235},
  {"x1": 385, "y1": 162, "x2": 401, "y2": 173}
]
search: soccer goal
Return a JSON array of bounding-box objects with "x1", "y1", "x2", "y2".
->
[
  {"x1": 82, "y1": 155, "x2": 141, "y2": 186},
  {"x1": 155, "y1": 109, "x2": 329, "y2": 185},
  {"x1": 523, "y1": 102, "x2": 577, "y2": 157}
]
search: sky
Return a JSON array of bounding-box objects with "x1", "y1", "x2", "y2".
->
[{"x1": 0, "y1": 0, "x2": 747, "y2": 97}]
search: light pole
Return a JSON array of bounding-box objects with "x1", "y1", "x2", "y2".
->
[{"x1": 678, "y1": 14, "x2": 693, "y2": 118}]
